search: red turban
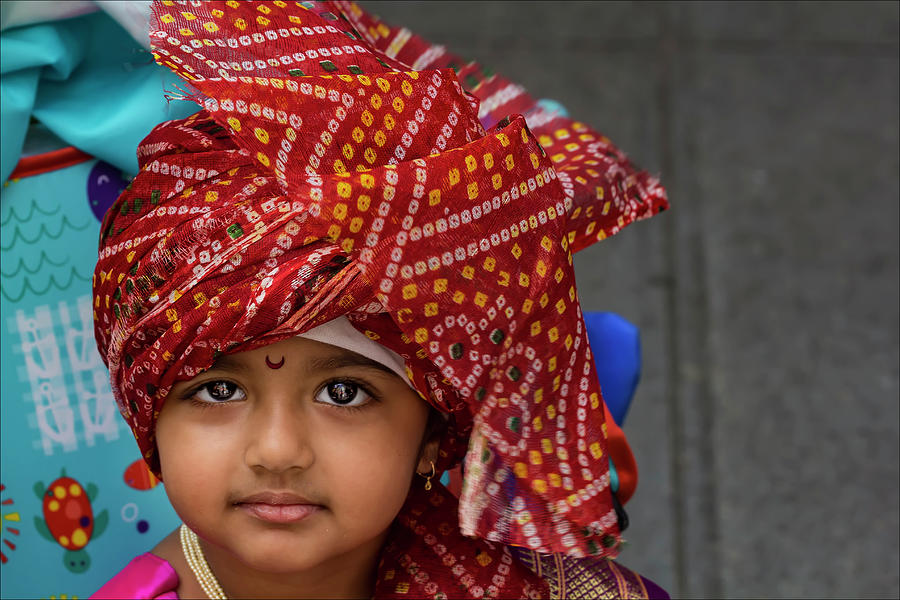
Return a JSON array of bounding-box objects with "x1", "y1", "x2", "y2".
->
[{"x1": 93, "y1": 1, "x2": 667, "y2": 584}]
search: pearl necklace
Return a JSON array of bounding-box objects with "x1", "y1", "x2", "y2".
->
[{"x1": 180, "y1": 524, "x2": 228, "y2": 599}]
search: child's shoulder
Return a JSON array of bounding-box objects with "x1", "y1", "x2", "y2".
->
[{"x1": 90, "y1": 530, "x2": 182, "y2": 599}]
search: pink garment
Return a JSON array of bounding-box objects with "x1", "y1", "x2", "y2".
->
[{"x1": 91, "y1": 553, "x2": 179, "y2": 599}]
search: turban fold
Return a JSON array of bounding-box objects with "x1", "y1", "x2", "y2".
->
[{"x1": 93, "y1": 0, "x2": 667, "y2": 576}]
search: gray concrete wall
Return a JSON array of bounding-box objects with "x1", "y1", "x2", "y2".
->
[{"x1": 360, "y1": 2, "x2": 900, "y2": 597}]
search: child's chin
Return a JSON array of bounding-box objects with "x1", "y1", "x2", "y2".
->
[
  {"x1": 253, "y1": 557, "x2": 318, "y2": 574},
  {"x1": 237, "y1": 546, "x2": 324, "y2": 574}
]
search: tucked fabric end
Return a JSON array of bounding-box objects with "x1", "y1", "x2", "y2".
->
[{"x1": 90, "y1": 552, "x2": 179, "y2": 600}]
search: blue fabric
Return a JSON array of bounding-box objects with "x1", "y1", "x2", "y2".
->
[
  {"x1": 0, "y1": 11, "x2": 196, "y2": 182},
  {"x1": 583, "y1": 311, "x2": 642, "y2": 426},
  {"x1": 608, "y1": 456, "x2": 620, "y2": 494},
  {"x1": 0, "y1": 67, "x2": 39, "y2": 176},
  {"x1": 535, "y1": 98, "x2": 570, "y2": 119}
]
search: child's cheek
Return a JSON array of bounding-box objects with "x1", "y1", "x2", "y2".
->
[
  {"x1": 339, "y1": 460, "x2": 414, "y2": 527},
  {"x1": 157, "y1": 421, "x2": 228, "y2": 508},
  {"x1": 330, "y1": 429, "x2": 418, "y2": 523}
]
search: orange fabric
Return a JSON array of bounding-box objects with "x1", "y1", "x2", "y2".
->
[
  {"x1": 8, "y1": 146, "x2": 93, "y2": 180},
  {"x1": 605, "y1": 409, "x2": 637, "y2": 505}
]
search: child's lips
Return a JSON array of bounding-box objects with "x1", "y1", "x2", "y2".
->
[
  {"x1": 239, "y1": 502, "x2": 320, "y2": 523},
  {"x1": 235, "y1": 491, "x2": 322, "y2": 524}
]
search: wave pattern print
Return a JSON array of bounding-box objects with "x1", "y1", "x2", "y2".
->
[
  {"x1": 0, "y1": 251, "x2": 69, "y2": 278},
  {"x1": 0, "y1": 216, "x2": 92, "y2": 251},
  {"x1": 3, "y1": 159, "x2": 127, "y2": 466},
  {"x1": 0, "y1": 199, "x2": 61, "y2": 227},
  {"x1": 1, "y1": 267, "x2": 93, "y2": 304},
  {"x1": 0, "y1": 162, "x2": 101, "y2": 304}
]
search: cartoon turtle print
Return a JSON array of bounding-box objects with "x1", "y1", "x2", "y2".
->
[{"x1": 33, "y1": 469, "x2": 108, "y2": 574}]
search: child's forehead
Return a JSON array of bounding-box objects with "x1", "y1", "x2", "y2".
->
[{"x1": 208, "y1": 337, "x2": 397, "y2": 378}]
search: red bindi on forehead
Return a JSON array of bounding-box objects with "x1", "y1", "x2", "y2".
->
[{"x1": 265, "y1": 355, "x2": 285, "y2": 370}]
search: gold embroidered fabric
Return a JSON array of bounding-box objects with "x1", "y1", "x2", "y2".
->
[{"x1": 512, "y1": 547, "x2": 651, "y2": 599}]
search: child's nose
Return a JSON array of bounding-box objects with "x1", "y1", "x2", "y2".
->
[{"x1": 243, "y1": 401, "x2": 314, "y2": 473}]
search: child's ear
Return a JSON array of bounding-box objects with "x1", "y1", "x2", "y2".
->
[{"x1": 416, "y1": 436, "x2": 440, "y2": 474}]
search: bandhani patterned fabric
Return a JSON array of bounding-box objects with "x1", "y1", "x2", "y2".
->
[
  {"x1": 511, "y1": 545, "x2": 668, "y2": 600},
  {"x1": 335, "y1": 1, "x2": 665, "y2": 254},
  {"x1": 92, "y1": 1, "x2": 668, "y2": 597}
]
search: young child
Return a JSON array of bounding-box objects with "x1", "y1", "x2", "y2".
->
[{"x1": 91, "y1": 1, "x2": 669, "y2": 598}]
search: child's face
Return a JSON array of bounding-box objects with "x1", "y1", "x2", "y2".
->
[{"x1": 155, "y1": 335, "x2": 431, "y2": 577}]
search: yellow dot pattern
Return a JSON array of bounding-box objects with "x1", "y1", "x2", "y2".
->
[{"x1": 71, "y1": 528, "x2": 88, "y2": 548}]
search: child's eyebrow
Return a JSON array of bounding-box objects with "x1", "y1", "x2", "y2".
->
[
  {"x1": 207, "y1": 354, "x2": 251, "y2": 374},
  {"x1": 309, "y1": 351, "x2": 398, "y2": 377}
]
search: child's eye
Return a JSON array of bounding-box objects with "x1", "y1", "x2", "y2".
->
[
  {"x1": 192, "y1": 380, "x2": 246, "y2": 404},
  {"x1": 315, "y1": 380, "x2": 372, "y2": 408}
]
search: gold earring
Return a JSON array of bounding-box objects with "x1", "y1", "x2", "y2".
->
[{"x1": 420, "y1": 460, "x2": 435, "y2": 491}]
